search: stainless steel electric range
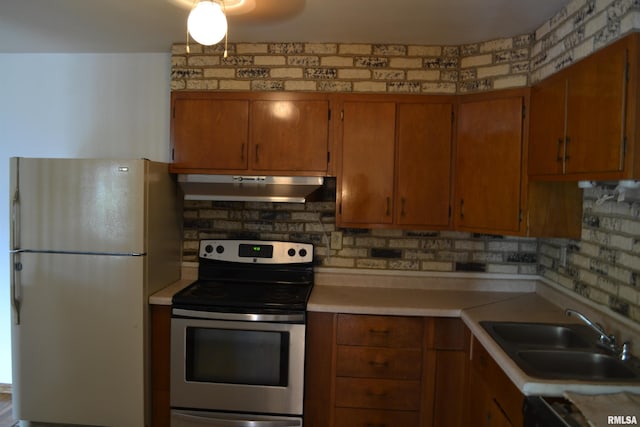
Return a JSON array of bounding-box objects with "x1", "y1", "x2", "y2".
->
[{"x1": 170, "y1": 239, "x2": 314, "y2": 427}]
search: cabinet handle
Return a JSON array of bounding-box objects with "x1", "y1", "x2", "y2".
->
[
  {"x1": 366, "y1": 389, "x2": 388, "y2": 398},
  {"x1": 240, "y1": 143, "x2": 245, "y2": 162},
  {"x1": 385, "y1": 197, "x2": 391, "y2": 216},
  {"x1": 565, "y1": 137, "x2": 570, "y2": 161},
  {"x1": 368, "y1": 328, "x2": 390, "y2": 335},
  {"x1": 459, "y1": 199, "x2": 464, "y2": 219},
  {"x1": 478, "y1": 353, "x2": 488, "y2": 368},
  {"x1": 255, "y1": 144, "x2": 260, "y2": 163},
  {"x1": 368, "y1": 360, "x2": 389, "y2": 368},
  {"x1": 401, "y1": 197, "x2": 406, "y2": 217},
  {"x1": 556, "y1": 138, "x2": 563, "y2": 162}
]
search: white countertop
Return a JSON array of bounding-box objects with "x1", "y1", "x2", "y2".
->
[
  {"x1": 149, "y1": 279, "x2": 193, "y2": 305},
  {"x1": 462, "y1": 295, "x2": 640, "y2": 397},
  {"x1": 308, "y1": 284, "x2": 524, "y2": 317},
  {"x1": 308, "y1": 269, "x2": 640, "y2": 397},
  {"x1": 149, "y1": 267, "x2": 640, "y2": 397}
]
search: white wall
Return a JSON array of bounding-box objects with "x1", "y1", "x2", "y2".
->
[{"x1": 0, "y1": 53, "x2": 172, "y2": 384}]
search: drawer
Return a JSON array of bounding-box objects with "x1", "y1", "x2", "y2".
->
[
  {"x1": 335, "y1": 378, "x2": 421, "y2": 411},
  {"x1": 336, "y1": 346, "x2": 422, "y2": 380},
  {"x1": 334, "y1": 408, "x2": 419, "y2": 427},
  {"x1": 337, "y1": 314, "x2": 423, "y2": 348}
]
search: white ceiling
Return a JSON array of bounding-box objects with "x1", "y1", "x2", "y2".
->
[{"x1": 0, "y1": 0, "x2": 571, "y2": 53}]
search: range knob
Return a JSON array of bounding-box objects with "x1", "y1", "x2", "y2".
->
[
  {"x1": 299, "y1": 248, "x2": 308, "y2": 257},
  {"x1": 204, "y1": 244, "x2": 214, "y2": 254},
  {"x1": 288, "y1": 248, "x2": 296, "y2": 257},
  {"x1": 216, "y1": 245, "x2": 225, "y2": 254}
]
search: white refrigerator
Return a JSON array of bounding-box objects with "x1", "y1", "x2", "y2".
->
[{"x1": 9, "y1": 157, "x2": 183, "y2": 426}]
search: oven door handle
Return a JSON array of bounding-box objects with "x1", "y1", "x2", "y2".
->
[
  {"x1": 173, "y1": 411, "x2": 301, "y2": 427},
  {"x1": 172, "y1": 308, "x2": 305, "y2": 323}
]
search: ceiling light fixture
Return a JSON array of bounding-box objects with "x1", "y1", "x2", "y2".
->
[{"x1": 186, "y1": 0, "x2": 228, "y2": 56}]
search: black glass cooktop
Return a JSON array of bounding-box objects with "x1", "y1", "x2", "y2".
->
[{"x1": 172, "y1": 279, "x2": 313, "y2": 313}]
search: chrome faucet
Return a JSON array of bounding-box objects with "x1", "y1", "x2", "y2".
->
[{"x1": 565, "y1": 308, "x2": 630, "y2": 360}]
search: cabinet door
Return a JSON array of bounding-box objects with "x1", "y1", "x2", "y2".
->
[
  {"x1": 565, "y1": 40, "x2": 628, "y2": 175},
  {"x1": 151, "y1": 305, "x2": 171, "y2": 427},
  {"x1": 432, "y1": 350, "x2": 467, "y2": 427},
  {"x1": 339, "y1": 101, "x2": 396, "y2": 225},
  {"x1": 529, "y1": 75, "x2": 567, "y2": 176},
  {"x1": 171, "y1": 98, "x2": 249, "y2": 171},
  {"x1": 396, "y1": 103, "x2": 453, "y2": 227},
  {"x1": 250, "y1": 99, "x2": 329, "y2": 172},
  {"x1": 304, "y1": 312, "x2": 335, "y2": 427},
  {"x1": 455, "y1": 95, "x2": 524, "y2": 234}
]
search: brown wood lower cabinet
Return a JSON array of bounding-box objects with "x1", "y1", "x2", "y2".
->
[
  {"x1": 335, "y1": 408, "x2": 420, "y2": 427},
  {"x1": 150, "y1": 304, "x2": 171, "y2": 427},
  {"x1": 468, "y1": 336, "x2": 524, "y2": 427},
  {"x1": 305, "y1": 313, "x2": 471, "y2": 427}
]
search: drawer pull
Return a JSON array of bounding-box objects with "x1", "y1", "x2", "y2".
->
[
  {"x1": 368, "y1": 328, "x2": 390, "y2": 335},
  {"x1": 368, "y1": 360, "x2": 389, "y2": 368},
  {"x1": 366, "y1": 389, "x2": 388, "y2": 398}
]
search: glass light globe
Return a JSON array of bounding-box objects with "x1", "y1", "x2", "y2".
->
[{"x1": 188, "y1": 1, "x2": 228, "y2": 46}]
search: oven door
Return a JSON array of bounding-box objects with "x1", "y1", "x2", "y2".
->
[{"x1": 171, "y1": 310, "x2": 306, "y2": 416}]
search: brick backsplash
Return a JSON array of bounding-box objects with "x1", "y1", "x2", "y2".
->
[
  {"x1": 174, "y1": 0, "x2": 640, "y2": 322},
  {"x1": 182, "y1": 199, "x2": 539, "y2": 275},
  {"x1": 540, "y1": 187, "x2": 640, "y2": 322}
]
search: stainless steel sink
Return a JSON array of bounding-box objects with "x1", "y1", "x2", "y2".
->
[
  {"x1": 480, "y1": 321, "x2": 640, "y2": 382},
  {"x1": 517, "y1": 350, "x2": 640, "y2": 380},
  {"x1": 482, "y1": 321, "x2": 594, "y2": 349}
]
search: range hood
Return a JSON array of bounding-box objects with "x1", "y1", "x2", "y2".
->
[{"x1": 178, "y1": 174, "x2": 324, "y2": 203}]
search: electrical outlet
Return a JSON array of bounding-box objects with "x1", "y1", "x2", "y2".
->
[
  {"x1": 330, "y1": 231, "x2": 343, "y2": 250},
  {"x1": 560, "y1": 246, "x2": 567, "y2": 268}
]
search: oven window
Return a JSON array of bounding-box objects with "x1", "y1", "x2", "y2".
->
[{"x1": 185, "y1": 327, "x2": 289, "y2": 386}]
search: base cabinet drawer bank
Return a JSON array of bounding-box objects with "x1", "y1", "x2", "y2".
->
[{"x1": 304, "y1": 312, "x2": 470, "y2": 427}]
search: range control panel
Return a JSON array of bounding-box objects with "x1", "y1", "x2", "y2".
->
[{"x1": 199, "y1": 239, "x2": 313, "y2": 264}]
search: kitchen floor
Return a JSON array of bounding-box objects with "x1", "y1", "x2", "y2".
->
[{"x1": 0, "y1": 393, "x2": 17, "y2": 427}]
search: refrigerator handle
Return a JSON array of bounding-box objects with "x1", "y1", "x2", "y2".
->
[
  {"x1": 10, "y1": 253, "x2": 22, "y2": 325},
  {"x1": 11, "y1": 165, "x2": 20, "y2": 250}
]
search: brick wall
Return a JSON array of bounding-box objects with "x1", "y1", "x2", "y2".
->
[
  {"x1": 182, "y1": 185, "x2": 538, "y2": 275},
  {"x1": 171, "y1": 36, "x2": 533, "y2": 93},
  {"x1": 172, "y1": 0, "x2": 640, "y2": 322},
  {"x1": 531, "y1": 0, "x2": 640, "y2": 83}
]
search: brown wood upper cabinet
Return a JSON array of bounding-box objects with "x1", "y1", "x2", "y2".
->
[
  {"x1": 170, "y1": 92, "x2": 331, "y2": 175},
  {"x1": 529, "y1": 33, "x2": 640, "y2": 180},
  {"x1": 336, "y1": 94, "x2": 454, "y2": 228},
  {"x1": 454, "y1": 90, "x2": 527, "y2": 235},
  {"x1": 454, "y1": 88, "x2": 582, "y2": 238}
]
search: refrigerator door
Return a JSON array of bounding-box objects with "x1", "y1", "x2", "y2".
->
[
  {"x1": 10, "y1": 157, "x2": 146, "y2": 254},
  {"x1": 11, "y1": 251, "x2": 147, "y2": 426}
]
